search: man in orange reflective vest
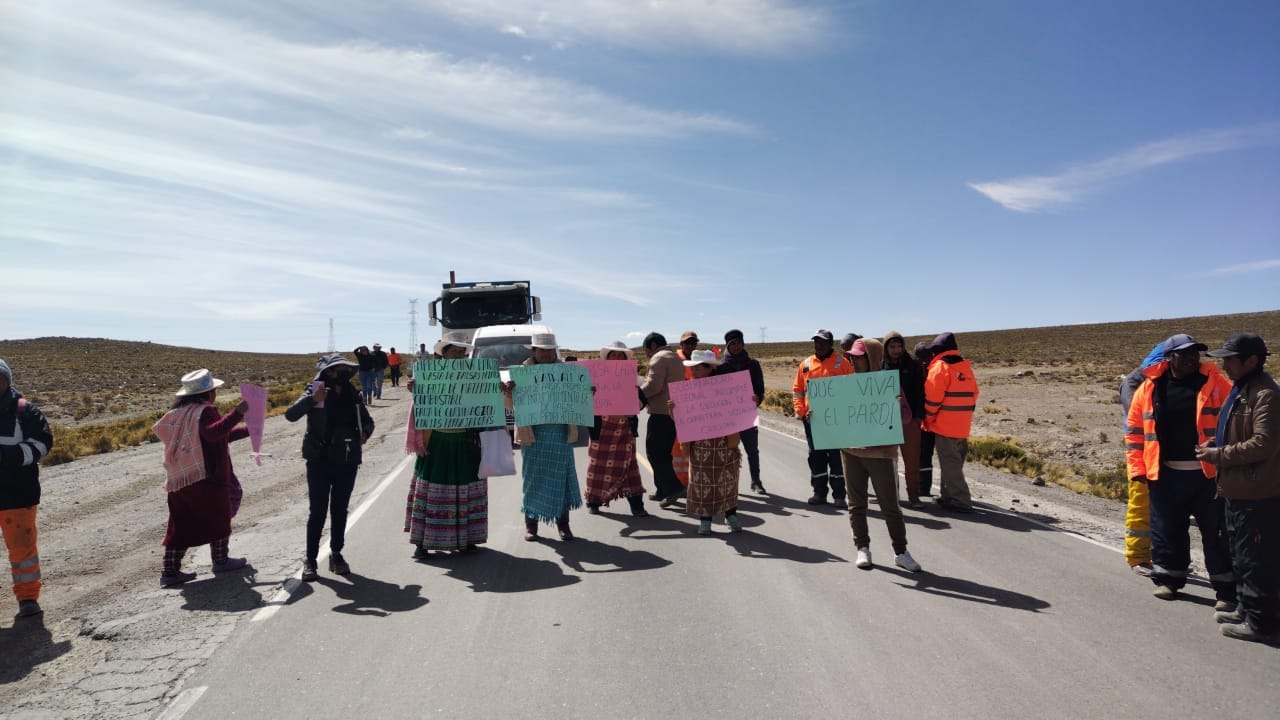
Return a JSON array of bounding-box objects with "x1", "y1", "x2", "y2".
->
[
  {"x1": 922, "y1": 332, "x2": 978, "y2": 513},
  {"x1": 793, "y1": 329, "x2": 851, "y2": 507},
  {"x1": 0, "y1": 358, "x2": 54, "y2": 619},
  {"x1": 1126, "y1": 334, "x2": 1236, "y2": 606}
]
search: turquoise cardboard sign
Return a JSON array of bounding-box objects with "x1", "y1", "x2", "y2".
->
[
  {"x1": 507, "y1": 363, "x2": 594, "y2": 427},
  {"x1": 412, "y1": 358, "x2": 505, "y2": 430},
  {"x1": 807, "y1": 370, "x2": 905, "y2": 450}
]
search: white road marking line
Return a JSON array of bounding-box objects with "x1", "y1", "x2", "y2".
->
[
  {"x1": 155, "y1": 686, "x2": 207, "y2": 720},
  {"x1": 251, "y1": 453, "x2": 415, "y2": 623}
]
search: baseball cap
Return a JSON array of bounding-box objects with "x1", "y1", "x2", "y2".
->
[
  {"x1": 1162, "y1": 333, "x2": 1208, "y2": 357},
  {"x1": 811, "y1": 329, "x2": 834, "y2": 342},
  {"x1": 724, "y1": 329, "x2": 745, "y2": 344},
  {"x1": 850, "y1": 339, "x2": 867, "y2": 356},
  {"x1": 680, "y1": 330, "x2": 699, "y2": 343},
  {"x1": 1207, "y1": 333, "x2": 1269, "y2": 359}
]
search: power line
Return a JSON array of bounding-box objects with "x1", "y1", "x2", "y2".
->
[{"x1": 408, "y1": 299, "x2": 419, "y2": 354}]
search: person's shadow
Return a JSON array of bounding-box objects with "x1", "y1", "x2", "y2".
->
[
  {"x1": 438, "y1": 548, "x2": 581, "y2": 593},
  {"x1": 313, "y1": 573, "x2": 428, "y2": 617},
  {"x1": 549, "y1": 537, "x2": 671, "y2": 574},
  {"x1": 722, "y1": 528, "x2": 846, "y2": 564},
  {"x1": 179, "y1": 566, "x2": 269, "y2": 613},
  {"x1": 0, "y1": 616, "x2": 72, "y2": 684},
  {"x1": 881, "y1": 566, "x2": 1051, "y2": 612}
]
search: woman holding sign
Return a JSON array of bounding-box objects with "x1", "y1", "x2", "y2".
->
[
  {"x1": 673, "y1": 350, "x2": 744, "y2": 535},
  {"x1": 405, "y1": 334, "x2": 489, "y2": 558},
  {"x1": 585, "y1": 342, "x2": 649, "y2": 517},
  {"x1": 152, "y1": 369, "x2": 250, "y2": 587},
  {"x1": 503, "y1": 333, "x2": 583, "y2": 542}
]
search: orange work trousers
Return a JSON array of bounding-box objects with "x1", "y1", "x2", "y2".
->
[{"x1": 1, "y1": 506, "x2": 41, "y2": 601}]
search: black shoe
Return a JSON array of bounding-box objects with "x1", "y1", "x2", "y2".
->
[
  {"x1": 587, "y1": 504, "x2": 601, "y2": 515},
  {"x1": 413, "y1": 547, "x2": 429, "y2": 561},
  {"x1": 648, "y1": 493, "x2": 663, "y2": 501},
  {"x1": 525, "y1": 523, "x2": 539, "y2": 541},
  {"x1": 750, "y1": 483, "x2": 766, "y2": 494},
  {"x1": 832, "y1": 497, "x2": 847, "y2": 510},
  {"x1": 329, "y1": 552, "x2": 350, "y2": 575},
  {"x1": 301, "y1": 559, "x2": 318, "y2": 581},
  {"x1": 16, "y1": 600, "x2": 42, "y2": 618},
  {"x1": 807, "y1": 495, "x2": 828, "y2": 505},
  {"x1": 557, "y1": 524, "x2": 575, "y2": 541}
]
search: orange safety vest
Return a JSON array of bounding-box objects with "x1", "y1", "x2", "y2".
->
[
  {"x1": 1124, "y1": 360, "x2": 1230, "y2": 481},
  {"x1": 792, "y1": 352, "x2": 852, "y2": 418},
  {"x1": 387, "y1": 352, "x2": 402, "y2": 367},
  {"x1": 923, "y1": 351, "x2": 979, "y2": 438}
]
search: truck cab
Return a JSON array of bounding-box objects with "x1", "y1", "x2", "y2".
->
[{"x1": 427, "y1": 280, "x2": 541, "y2": 343}]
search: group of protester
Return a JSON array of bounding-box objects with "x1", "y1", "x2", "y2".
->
[
  {"x1": 0, "y1": 327, "x2": 1274, "y2": 649},
  {"x1": 1119, "y1": 332, "x2": 1280, "y2": 644},
  {"x1": 352, "y1": 344, "x2": 405, "y2": 402}
]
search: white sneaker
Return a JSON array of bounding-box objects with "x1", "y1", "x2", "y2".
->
[
  {"x1": 855, "y1": 547, "x2": 872, "y2": 569},
  {"x1": 894, "y1": 551, "x2": 921, "y2": 573}
]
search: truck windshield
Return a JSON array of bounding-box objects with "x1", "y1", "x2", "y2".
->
[
  {"x1": 440, "y1": 289, "x2": 530, "y2": 328},
  {"x1": 471, "y1": 338, "x2": 533, "y2": 369}
]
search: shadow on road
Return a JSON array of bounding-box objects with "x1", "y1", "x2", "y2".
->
[
  {"x1": 733, "y1": 492, "x2": 827, "y2": 518},
  {"x1": 722, "y1": 528, "x2": 847, "y2": 564},
  {"x1": 312, "y1": 573, "x2": 428, "y2": 617},
  {"x1": 0, "y1": 615, "x2": 72, "y2": 684},
  {"x1": 549, "y1": 537, "x2": 671, "y2": 574},
  {"x1": 179, "y1": 569, "x2": 269, "y2": 613},
  {"x1": 882, "y1": 567, "x2": 1051, "y2": 612},
  {"x1": 438, "y1": 548, "x2": 582, "y2": 593},
  {"x1": 867, "y1": 507, "x2": 953, "y2": 531}
]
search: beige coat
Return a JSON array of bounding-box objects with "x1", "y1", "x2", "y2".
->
[{"x1": 640, "y1": 348, "x2": 684, "y2": 416}]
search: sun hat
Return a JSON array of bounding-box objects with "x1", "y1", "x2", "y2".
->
[
  {"x1": 1207, "y1": 333, "x2": 1269, "y2": 360},
  {"x1": 433, "y1": 331, "x2": 474, "y2": 356},
  {"x1": 313, "y1": 353, "x2": 358, "y2": 380},
  {"x1": 1161, "y1": 333, "x2": 1207, "y2": 358},
  {"x1": 682, "y1": 349, "x2": 723, "y2": 367},
  {"x1": 175, "y1": 369, "x2": 225, "y2": 397},
  {"x1": 600, "y1": 341, "x2": 634, "y2": 360},
  {"x1": 526, "y1": 333, "x2": 559, "y2": 350},
  {"x1": 373, "y1": 343, "x2": 382, "y2": 349}
]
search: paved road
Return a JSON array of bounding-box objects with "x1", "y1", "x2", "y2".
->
[{"x1": 166, "y1": 421, "x2": 1277, "y2": 720}]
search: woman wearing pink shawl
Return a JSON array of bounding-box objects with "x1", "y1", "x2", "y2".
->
[{"x1": 153, "y1": 369, "x2": 250, "y2": 587}]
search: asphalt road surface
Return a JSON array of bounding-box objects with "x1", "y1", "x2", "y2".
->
[{"x1": 164, "y1": 420, "x2": 1278, "y2": 720}]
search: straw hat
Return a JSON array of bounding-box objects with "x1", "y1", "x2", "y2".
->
[
  {"x1": 599, "y1": 341, "x2": 634, "y2": 360},
  {"x1": 681, "y1": 349, "x2": 722, "y2": 367},
  {"x1": 526, "y1": 333, "x2": 559, "y2": 350},
  {"x1": 433, "y1": 331, "x2": 474, "y2": 356},
  {"x1": 175, "y1": 369, "x2": 225, "y2": 396}
]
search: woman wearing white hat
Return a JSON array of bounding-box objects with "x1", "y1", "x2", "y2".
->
[
  {"x1": 674, "y1": 350, "x2": 744, "y2": 535},
  {"x1": 405, "y1": 332, "x2": 489, "y2": 557},
  {"x1": 584, "y1": 342, "x2": 649, "y2": 517},
  {"x1": 503, "y1": 333, "x2": 583, "y2": 541},
  {"x1": 153, "y1": 369, "x2": 251, "y2": 587},
  {"x1": 285, "y1": 353, "x2": 375, "y2": 581}
]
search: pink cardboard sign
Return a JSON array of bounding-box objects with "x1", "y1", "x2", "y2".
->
[
  {"x1": 239, "y1": 383, "x2": 268, "y2": 465},
  {"x1": 576, "y1": 359, "x2": 640, "y2": 416},
  {"x1": 667, "y1": 371, "x2": 758, "y2": 443}
]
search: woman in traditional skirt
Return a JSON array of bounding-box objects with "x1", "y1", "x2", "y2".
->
[
  {"x1": 405, "y1": 332, "x2": 488, "y2": 558},
  {"x1": 673, "y1": 350, "x2": 744, "y2": 535},
  {"x1": 153, "y1": 369, "x2": 251, "y2": 587},
  {"x1": 585, "y1": 341, "x2": 649, "y2": 517},
  {"x1": 504, "y1": 333, "x2": 583, "y2": 542}
]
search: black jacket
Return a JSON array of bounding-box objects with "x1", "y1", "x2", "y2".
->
[
  {"x1": 0, "y1": 389, "x2": 54, "y2": 510},
  {"x1": 883, "y1": 355, "x2": 926, "y2": 420},
  {"x1": 372, "y1": 350, "x2": 389, "y2": 371},
  {"x1": 285, "y1": 382, "x2": 374, "y2": 464},
  {"x1": 714, "y1": 351, "x2": 765, "y2": 407}
]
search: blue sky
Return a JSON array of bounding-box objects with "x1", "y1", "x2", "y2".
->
[{"x1": 2, "y1": 0, "x2": 1277, "y2": 354}]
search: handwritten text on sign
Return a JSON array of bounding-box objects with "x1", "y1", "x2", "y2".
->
[
  {"x1": 668, "y1": 371, "x2": 758, "y2": 443},
  {"x1": 508, "y1": 364, "x2": 594, "y2": 427},
  {"x1": 808, "y1": 370, "x2": 904, "y2": 450},
  {"x1": 413, "y1": 358, "x2": 505, "y2": 430},
  {"x1": 575, "y1": 359, "x2": 640, "y2": 416}
]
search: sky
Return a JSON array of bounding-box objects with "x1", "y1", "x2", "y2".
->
[{"x1": 2, "y1": 0, "x2": 1278, "y2": 355}]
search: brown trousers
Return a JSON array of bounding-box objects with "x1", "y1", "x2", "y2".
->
[
  {"x1": 840, "y1": 451, "x2": 908, "y2": 554},
  {"x1": 897, "y1": 418, "x2": 922, "y2": 498}
]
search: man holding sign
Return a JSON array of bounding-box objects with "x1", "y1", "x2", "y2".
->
[
  {"x1": 503, "y1": 334, "x2": 588, "y2": 542},
  {"x1": 793, "y1": 330, "x2": 851, "y2": 508}
]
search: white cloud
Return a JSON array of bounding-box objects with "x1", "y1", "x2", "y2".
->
[
  {"x1": 1208, "y1": 259, "x2": 1280, "y2": 276},
  {"x1": 501, "y1": 24, "x2": 528, "y2": 37},
  {"x1": 407, "y1": 0, "x2": 828, "y2": 55},
  {"x1": 969, "y1": 124, "x2": 1280, "y2": 212}
]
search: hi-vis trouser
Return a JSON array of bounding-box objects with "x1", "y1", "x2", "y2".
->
[
  {"x1": 1, "y1": 506, "x2": 41, "y2": 601},
  {"x1": 1125, "y1": 479, "x2": 1151, "y2": 567}
]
